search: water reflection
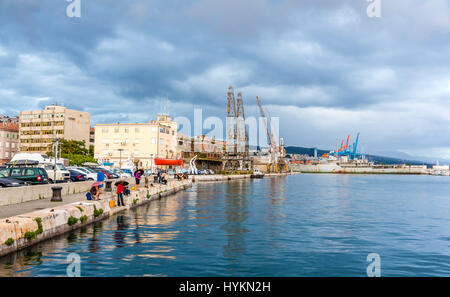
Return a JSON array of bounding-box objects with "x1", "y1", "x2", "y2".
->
[
  {"x1": 113, "y1": 215, "x2": 127, "y2": 248},
  {"x1": 0, "y1": 175, "x2": 449, "y2": 276},
  {"x1": 88, "y1": 222, "x2": 103, "y2": 254},
  {"x1": 222, "y1": 180, "x2": 249, "y2": 261}
]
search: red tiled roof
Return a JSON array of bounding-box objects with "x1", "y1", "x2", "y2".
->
[{"x1": 0, "y1": 123, "x2": 19, "y2": 131}]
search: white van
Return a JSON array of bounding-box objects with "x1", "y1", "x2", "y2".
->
[{"x1": 10, "y1": 153, "x2": 70, "y2": 183}]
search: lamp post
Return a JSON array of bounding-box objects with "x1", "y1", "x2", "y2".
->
[
  {"x1": 51, "y1": 137, "x2": 62, "y2": 202},
  {"x1": 53, "y1": 137, "x2": 59, "y2": 184},
  {"x1": 118, "y1": 148, "x2": 124, "y2": 171}
]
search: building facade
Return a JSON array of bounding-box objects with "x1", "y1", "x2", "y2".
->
[
  {"x1": 94, "y1": 114, "x2": 178, "y2": 169},
  {"x1": 90, "y1": 127, "x2": 95, "y2": 146},
  {"x1": 19, "y1": 105, "x2": 90, "y2": 154},
  {"x1": 0, "y1": 122, "x2": 19, "y2": 165},
  {"x1": 177, "y1": 134, "x2": 225, "y2": 171}
]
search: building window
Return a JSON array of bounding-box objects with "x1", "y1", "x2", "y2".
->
[
  {"x1": 124, "y1": 128, "x2": 129, "y2": 133},
  {"x1": 152, "y1": 138, "x2": 156, "y2": 144},
  {"x1": 135, "y1": 127, "x2": 140, "y2": 133},
  {"x1": 114, "y1": 128, "x2": 119, "y2": 133},
  {"x1": 102, "y1": 128, "x2": 109, "y2": 133}
]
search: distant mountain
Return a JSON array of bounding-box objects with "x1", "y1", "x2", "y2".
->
[{"x1": 285, "y1": 146, "x2": 433, "y2": 166}]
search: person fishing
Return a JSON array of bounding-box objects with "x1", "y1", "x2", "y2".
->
[
  {"x1": 135, "y1": 169, "x2": 142, "y2": 190},
  {"x1": 90, "y1": 183, "x2": 102, "y2": 200},
  {"x1": 117, "y1": 182, "x2": 125, "y2": 206}
]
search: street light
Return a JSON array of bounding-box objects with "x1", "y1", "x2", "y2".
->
[
  {"x1": 118, "y1": 148, "x2": 124, "y2": 171},
  {"x1": 53, "y1": 137, "x2": 59, "y2": 184}
]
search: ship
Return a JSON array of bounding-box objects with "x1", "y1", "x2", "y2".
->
[{"x1": 291, "y1": 156, "x2": 429, "y2": 175}]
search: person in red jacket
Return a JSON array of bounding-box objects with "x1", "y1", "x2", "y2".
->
[{"x1": 117, "y1": 183, "x2": 125, "y2": 206}]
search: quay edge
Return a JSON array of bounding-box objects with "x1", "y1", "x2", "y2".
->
[{"x1": 0, "y1": 179, "x2": 192, "y2": 258}]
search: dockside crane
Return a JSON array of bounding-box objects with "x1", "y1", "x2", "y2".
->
[{"x1": 256, "y1": 96, "x2": 278, "y2": 172}]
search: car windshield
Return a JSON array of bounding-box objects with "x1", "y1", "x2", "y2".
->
[{"x1": 57, "y1": 164, "x2": 67, "y2": 170}]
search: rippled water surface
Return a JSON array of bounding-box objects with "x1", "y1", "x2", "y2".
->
[{"x1": 1, "y1": 174, "x2": 449, "y2": 276}]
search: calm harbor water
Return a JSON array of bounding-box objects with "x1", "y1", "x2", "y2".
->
[{"x1": 1, "y1": 174, "x2": 449, "y2": 277}]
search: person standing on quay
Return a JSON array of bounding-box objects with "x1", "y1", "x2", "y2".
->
[
  {"x1": 135, "y1": 169, "x2": 142, "y2": 190},
  {"x1": 117, "y1": 183, "x2": 125, "y2": 207}
]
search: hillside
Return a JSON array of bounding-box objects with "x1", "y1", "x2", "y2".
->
[{"x1": 285, "y1": 146, "x2": 431, "y2": 166}]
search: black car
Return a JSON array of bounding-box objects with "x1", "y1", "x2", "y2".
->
[
  {"x1": 0, "y1": 172, "x2": 27, "y2": 188},
  {"x1": 69, "y1": 169, "x2": 87, "y2": 182},
  {"x1": 0, "y1": 167, "x2": 49, "y2": 185}
]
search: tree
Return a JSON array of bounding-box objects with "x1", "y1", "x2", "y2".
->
[{"x1": 47, "y1": 139, "x2": 96, "y2": 166}]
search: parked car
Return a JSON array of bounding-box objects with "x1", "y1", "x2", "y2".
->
[
  {"x1": 0, "y1": 172, "x2": 27, "y2": 188},
  {"x1": 9, "y1": 155, "x2": 70, "y2": 183},
  {"x1": 111, "y1": 168, "x2": 132, "y2": 178},
  {"x1": 0, "y1": 167, "x2": 49, "y2": 185},
  {"x1": 67, "y1": 167, "x2": 96, "y2": 180},
  {"x1": 89, "y1": 167, "x2": 118, "y2": 179},
  {"x1": 68, "y1": 169, "x2": 87, "y2": 182}
]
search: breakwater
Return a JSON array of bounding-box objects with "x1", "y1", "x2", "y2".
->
[
  {"x1": 192, "y1": 172, "x2": 296, "y2": 182},
  {"x1": 0, "y1": 179, "x2": 192, "y2": 257}
]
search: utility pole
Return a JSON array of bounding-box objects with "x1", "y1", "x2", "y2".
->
[
  {"x1": 53, "y1": 137, "x2": 59, "y2": 184},
  {"x1": 118, "y1": 148, "x2": 124, "y2": 171}
]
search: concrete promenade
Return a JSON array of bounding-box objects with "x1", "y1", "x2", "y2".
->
[
  {"x1": 0, "y1": 177, "x2": 133, "y2": 207},
  {"x1": 0, "y1": 179, "x2": 192, "y2": 257}
]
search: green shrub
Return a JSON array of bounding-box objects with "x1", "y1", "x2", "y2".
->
[
  {"x1": 93, "y1": 205, "x2": 100, "y2": 217},
  {"x1": 67, "y1": 216, "x2": 78, "y2": 226},
  {"x1": 80, "y1": 215, "x2": 88, "y2": 223},
  {"x1": 25, "y1": 231, "x2": 36, "y2": 241},
  {"x1": 76, "y1": 206, "x2": 83, "y2": 212},
  {"x1": 5, "y1": 238, "x2": 14, "y2": 246},
  {"x1": 93, "y1": 205, "x2": 104, "y2": 217},
  {"x1": 146, "y1": 193, "x2": 151, "y2": 199},
  {"x1": 35, "y1": 217, "x2": 43, "y2": 235},
  {"x1": 133, "y1": 199, "x2": 138, "y2": 204}
]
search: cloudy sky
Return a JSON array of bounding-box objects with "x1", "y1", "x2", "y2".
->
[{"x1": 0, "y1": 0, "x2": 449, "y2": 161}]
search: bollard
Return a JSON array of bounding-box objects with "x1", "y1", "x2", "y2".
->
[
  {"x1": 105, "y1": 180, "x2": 113, "y2": 192},
  {"x1": 51, "y1": 186, "x2": 63, "y2": 202}
]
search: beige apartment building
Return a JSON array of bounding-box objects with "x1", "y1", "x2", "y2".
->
[
  {"x1": 19, "y1": 105, "x2": 91, "y2": 154},
  {"x1": 94, "y1": 114, "x2": 178, "y2": 169},
  {"x1": 0, "y1": 122, "x2": 19, "y2": 165}
]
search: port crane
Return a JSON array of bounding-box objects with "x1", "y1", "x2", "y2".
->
[
  {"x1": 329, "y1": 132, "x2": 360, "y2": 160},
  {"x1": 256, "y1": 96, "x2": 281, "y2": 172}
]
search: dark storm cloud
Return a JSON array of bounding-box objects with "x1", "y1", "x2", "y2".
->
[{"x1": 0, "y1": 0, "x2": 450, "y2": 159}]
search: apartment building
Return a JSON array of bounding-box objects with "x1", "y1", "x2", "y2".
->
[
  {"x1": 0, "y1": 122, "x2": 19, "y2": 165},
  {"x1": 19, "y1": 105, "x2": 90, "y2": 154},
  {"x1": 94, "y1": 114, "x2": 178, "y2": 169},
  {"x1": 90, "y1": 127, "x2": 95, "y2": 146}
]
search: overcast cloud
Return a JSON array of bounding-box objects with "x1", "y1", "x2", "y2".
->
[{"x1": 0, "y1": 0, "x2": 449, "y2": 160}]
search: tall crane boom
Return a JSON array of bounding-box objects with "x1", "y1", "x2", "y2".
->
[{"x1": 256, "y1": 96, "x2": 271, "y2": 147}]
